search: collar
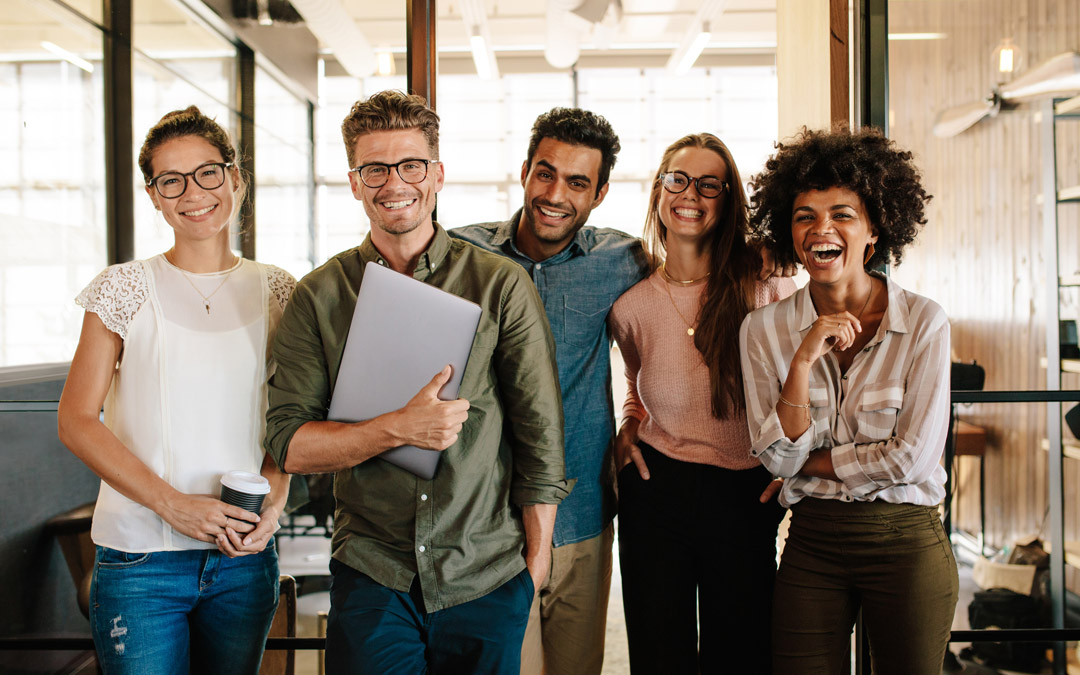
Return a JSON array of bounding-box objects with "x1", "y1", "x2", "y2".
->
[
  {"x1": 795, "y1": 271, "x2": 910, "y2": 340},
  {"x1": 357, "y1": 222, "x2": 453, "y2": 279},
  {"x1": 496, "y1": 209, "x2": 594, "y2": 263}
]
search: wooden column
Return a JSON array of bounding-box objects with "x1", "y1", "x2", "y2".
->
[{"x1": 406, "y1": 0, "x2": 437, "y2": 108}]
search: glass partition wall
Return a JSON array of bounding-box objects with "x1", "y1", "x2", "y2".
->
[
  {"x1": 0, "y1": 0, "x2": 106, "y2": 367},
  {"x1": 0, "y1": 0, "x2": 316, "y2": 368}
]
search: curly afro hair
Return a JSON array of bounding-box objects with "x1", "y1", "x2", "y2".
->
[{"x1": 748, "y1": 126, "x2": 931, "y2": 270}]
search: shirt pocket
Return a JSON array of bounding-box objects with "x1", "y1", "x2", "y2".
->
[
  {"x1": 563, "y1": 294, "x2": 613, "y2": 348},
  {"x1": 854, "y1": 379, "x2": 905, "y2": 442}
]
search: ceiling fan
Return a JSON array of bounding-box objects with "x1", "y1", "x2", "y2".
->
[{"x1": 933, "y1": 51, "x2": 1080, "y2": 138}]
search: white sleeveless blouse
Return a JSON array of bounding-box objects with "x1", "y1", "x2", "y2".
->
[{"x1": 76, "y1": 254, "x2": 295, "y2": 552}]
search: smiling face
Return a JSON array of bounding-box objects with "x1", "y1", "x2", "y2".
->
[
  {"x1": 348, "y1": 128, "x2": 444, "y2": 238},
  {"x1": 792, "y1": 186, "x2": 878, "y2": 285},
  {"x1": 656, "y1": 146, "x2": 728, "y2": 246},
  {"x1": 145, "y1": 135, "x2": 237, "y2": 246},
  {"x1": 517, "y1": 137, "x2": 608, "y2": 260}
]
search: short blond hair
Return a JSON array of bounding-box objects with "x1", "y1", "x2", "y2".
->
[{"x1": 341, "y1": 90, "x2": 440, "y2": 168}]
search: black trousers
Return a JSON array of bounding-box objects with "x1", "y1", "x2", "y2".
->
[{"x1": 617, "y1": 442, "x2": 785, "y2": 675}]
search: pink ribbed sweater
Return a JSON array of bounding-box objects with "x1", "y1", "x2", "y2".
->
[{"x1": 610, "y1": 272, "x2": 796, "y2": 469}]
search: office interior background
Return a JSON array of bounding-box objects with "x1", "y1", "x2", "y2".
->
[{"x1": 3, "y1": 0, "x2": 1080, "y2": 672}]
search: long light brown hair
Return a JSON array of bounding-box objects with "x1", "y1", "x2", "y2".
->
[{"x1": 642, "y1": 133, "x2": 758, "y2": 418}]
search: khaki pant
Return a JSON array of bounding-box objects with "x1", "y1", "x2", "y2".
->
[
  {"x1": 520, "y1": 524, "x2": 614, "y2": 675},
  {"x1": 773, "y1": 498, "x2": 959, "y2": 675}
]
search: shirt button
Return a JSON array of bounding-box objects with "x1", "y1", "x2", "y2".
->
[
  {"x1": 842, "y1": 375, "x2": 848, "y2": 380},
  {"x1": 420, "y1": 494, "x2": 428, "y2": 501},
  {"x1": 535, "y1": 264, "x2": 542, "y2": 271},
  {"x1": 418, "y1": 545, "x2": 426, "y2": 553}
]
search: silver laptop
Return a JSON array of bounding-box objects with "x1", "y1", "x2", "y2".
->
[{"x1": 327, "y1": 261, "x2": 483, "y2": 479}]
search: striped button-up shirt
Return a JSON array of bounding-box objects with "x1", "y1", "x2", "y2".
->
[{"x1": 739, "y1": 273, "x2": 950, "y2": 508}]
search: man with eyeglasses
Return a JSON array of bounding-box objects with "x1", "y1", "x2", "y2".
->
[{"x1": 265, "y1": 90, "x2": 569, "y2": 674}]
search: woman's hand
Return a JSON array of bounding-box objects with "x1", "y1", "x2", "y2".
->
[
  {"x1": 615, "y1": 417, "x2": 650, "y2": 480},
  {"x1": 758, "y1": 478, "x2": 784, "y2": 503},
  {"x1": 217, "y1": 503, "x2": 279, "y2": 557},
  {"x1": 795, "y1": 311, "x2": 863, "y2": 365},
  {"x1": 159, "y1": 492, "x2": 259, "y2": 544}
]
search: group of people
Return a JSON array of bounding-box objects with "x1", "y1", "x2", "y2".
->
[{"x1": 56, "y1": 89, "x2": 958, "y2": 675}]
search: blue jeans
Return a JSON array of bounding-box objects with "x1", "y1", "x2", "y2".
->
[
  {"x1": 89, "y1": 541, "x2": 279, "y2": 675},
  {"x1": 325, "y1": 559, "x2": 534, "y2": 675}
]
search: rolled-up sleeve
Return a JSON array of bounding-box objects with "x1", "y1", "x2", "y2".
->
[
  {"x1": 264, "y1": 283, "x2": 331, "y2": 471},
  {"x1": 494, "y1": 267, "x2": 572, "y2": 506},
  {"x1": 739, "y1": 309, "x2": 824, "y2": 477}
]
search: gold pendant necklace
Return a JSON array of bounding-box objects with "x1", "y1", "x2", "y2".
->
[
  {"x1": 660, "y1": 271, "x2": 699, "y2": 336},
  {"x1": 175, "y1": 256, "x2": 238, "y2": 315}
]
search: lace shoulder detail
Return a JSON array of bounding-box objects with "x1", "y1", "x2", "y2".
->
[
  {"x1": 265, "y1": 264, "x2": 297, "y2": 311},
  {"x1": 75, "y1": 261, "x2": 149, "y2": 340}
]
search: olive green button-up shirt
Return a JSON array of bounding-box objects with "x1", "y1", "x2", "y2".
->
[{"x1": 265, "y1": 224, "x2": 570, "y2": 611}]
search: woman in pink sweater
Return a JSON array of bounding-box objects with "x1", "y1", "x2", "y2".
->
[{"x1": 609, "y1": 133, "x2": 794, "y2": 674}]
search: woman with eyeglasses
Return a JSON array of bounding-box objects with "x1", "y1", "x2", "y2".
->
[
  {"x1": 608, "y1": 133, "x2": 795, "y2": 674},
  {"x1": 58, "y1": 106, "x2": 294, "y2": 674},
  {"x1": 740, "y1": 127, "x2": 957, "y2": 674}
]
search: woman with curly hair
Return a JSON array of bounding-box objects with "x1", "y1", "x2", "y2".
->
[
  {"x1": 739, "y1": 127, "x2": 957, "y2": 674},
  {"x1": 609, "y1": 133, "x2": 794, "y2": 673}
]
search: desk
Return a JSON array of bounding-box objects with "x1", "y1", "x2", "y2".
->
[{"x1": 950, "y1": 419, "x2": 987, "y2": 553}]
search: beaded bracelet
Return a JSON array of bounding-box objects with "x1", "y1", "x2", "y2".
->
[{"x1": 777, "y1": 394, "x2": 811, "y2": 409}]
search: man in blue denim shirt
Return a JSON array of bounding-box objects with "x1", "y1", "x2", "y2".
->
[{"x1": 452, "y1": 108, "x2": 648, "y2": 675}]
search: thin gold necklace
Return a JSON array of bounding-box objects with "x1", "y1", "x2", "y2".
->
[
  {"x1": 660, "y1": 263, "x2": 711, "y2": 286},
  {"x1": 170, "y1": 253, "x2": 239, "y2": 315},
  {"x1": 660, "y1": 274, "x2": 699, "y2": 336}
]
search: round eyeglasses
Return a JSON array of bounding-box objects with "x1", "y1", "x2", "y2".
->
[
  {"x1": 351, "y1": 159, "x2": 439, "y2": 188},
  {"x1": 148, "y1": 162, "x2": 233, "y2": 199},
  {"x1": 660, "y1": 171, "x2": 729, "y2": 199}
]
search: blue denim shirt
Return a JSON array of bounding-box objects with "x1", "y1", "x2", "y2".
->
[{"x1": 452, "y1": 211, "x2": 648, "y2": 546}]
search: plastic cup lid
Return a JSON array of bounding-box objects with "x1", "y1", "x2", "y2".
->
[{"x1": 220, "y1": 470, "x2": 271, "y2": 495}]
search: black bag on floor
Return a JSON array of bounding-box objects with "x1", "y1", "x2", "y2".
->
[{"x1": 961, "y1": 588, "x2": 1046, "y2": 673}]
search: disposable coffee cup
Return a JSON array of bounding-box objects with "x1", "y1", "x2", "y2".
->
[{"x1": 219, "y1": 471, "x2": 271, "y2": 520}]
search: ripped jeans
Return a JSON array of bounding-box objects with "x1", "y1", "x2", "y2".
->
[{"x1": 89, "y1": 542, "x2": 279, "y2": 675}]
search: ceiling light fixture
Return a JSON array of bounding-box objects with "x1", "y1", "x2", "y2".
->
[
  {"x1": 470, "y1": 28, "x2": 492, "y2": 80},
  {"x1": 459, "y1": 0, "x2": 499, "y2": 79},
  {"x1": 887, "y1": 33, "x2": 947, "y2": 41},
  {"x1": 40, "y1": 41, "x2": 94, "y2": 73},
  {"x1": 991, "y1": 37, "x2": 1023, "y2": 84},
  {"x1": 669, "y1": 21, "x2": 711, "y2": 75},
  {"x1": 375, "y1": 50, "x2": 395, "y2": 76}
]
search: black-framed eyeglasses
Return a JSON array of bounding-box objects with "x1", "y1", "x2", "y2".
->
[
  {"x1": 147, "y1": 162, "x2": 233, "y2": 199},
  {"x1": 350, "y1": 159, "x2": 439, "y2": 188},
  {"x1": 660, "y1": 171, "x2": 729, "y2": 199}
]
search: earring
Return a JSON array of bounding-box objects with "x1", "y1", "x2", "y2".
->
[{"x1": 864, "y1": 242, "x2": 876, "y2": 265}]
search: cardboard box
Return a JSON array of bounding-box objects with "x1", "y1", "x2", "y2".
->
[{"x1": 973, "y1": 556, "x2": 1037, "y2": 596}]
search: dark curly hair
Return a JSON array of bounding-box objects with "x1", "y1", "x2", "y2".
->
[
  {"x1": 526, "y1": 108, "x2": 621, "y2": 197},
  {"x1": 748, "y1": 126, "x2": 931, "y2": 269}
]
